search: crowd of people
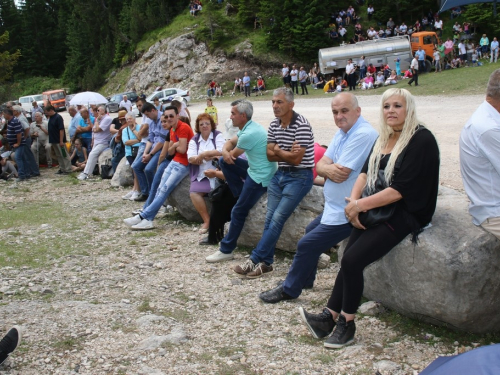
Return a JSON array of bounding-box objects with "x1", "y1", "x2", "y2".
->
[{"x1": 1, "y1": 58, "x2": 499, "y2": 357}]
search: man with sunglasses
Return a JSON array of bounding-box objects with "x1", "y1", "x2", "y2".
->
[{"x1": 124, "y1": 106, "x2": 194, "y2": 230}]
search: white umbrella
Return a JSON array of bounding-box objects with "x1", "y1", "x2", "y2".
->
[{"x1": 69, "y1": 91, "x2": 108, "y2": 106}]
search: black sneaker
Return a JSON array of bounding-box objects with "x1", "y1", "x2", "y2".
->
[
  {"x1": 0, "y1": 326, "x2": 22, "y2": 365},
  {"x1": 259, "y1": 284, "x2": 295, "y2": 304},
  {"x1": 134, "y1": 193, "x2": 148, "y2": 202},
  {"x1": 299, "y1": 307, "x2": 335, "y2": 339},
  {"x1": 324, "y1": 314, "x2": 355, "y2": 349}
]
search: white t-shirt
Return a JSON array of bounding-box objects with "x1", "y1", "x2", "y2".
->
[
  {"x1": 459, "y1": 43, "x2": 466, "y2": 55},
  {"x1": 119, "y1": 100, "x2": 132, "y2": 112},
  {"x1": 282, "y1": 67, "x2": 289, "y2": 78},
  {"x1": 290, "y1": 69, "x2": 298, "y2": 82}
]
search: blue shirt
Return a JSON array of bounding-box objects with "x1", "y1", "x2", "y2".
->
[
  {"x1": 121, "y1": 124, "x2": 142, "y2": 157},
  {"x1": 147, "y1": 111, "x2": 167, "y2": 149},
  {"x1": 69, "y1": 113, "x2": 82, "y2": 139},
  {"x1": 460, "y1": 101, "x2": 500, "y2": 225},
  {"x1": 78, "y1": 115, "x2": 95, "y2": 139},
  {"x1": 321, "y1": 116, "x2": 378, "y2": 225},
  {"x1": 243, "y1": 76, "x2": 251, "y2": 86},
  {"x1": 415, "y1": 49, "x2": 426, "y2": 61},
  {"x1": 237, "y1": 120, "x2": 277, "y2": 186}
]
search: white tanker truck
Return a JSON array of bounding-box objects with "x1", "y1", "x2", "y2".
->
[{"x1": 318, "y1": 35, "x2": 413, "y2": 75}]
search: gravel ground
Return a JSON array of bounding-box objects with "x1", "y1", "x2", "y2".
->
[{"x1": 0, "y1": 93, "x2": 485, "y2": 374}]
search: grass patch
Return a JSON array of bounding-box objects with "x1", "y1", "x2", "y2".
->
[
  {"x1": 379, "y1": 309, "x2": 500, "y2": 346},
  {"x1": 313, "y1": 353, "x2": 334, "y2": 364},
  {"x1": 137, "y1": 299, "x2": 154, "y2": 313},
  {"x1": 161, "y1": 307, "x2": 191, "y2": 322},
  {"x1": 53, "y1": 336, "x2": 84, "y2": 351},
  {"x1": 133, "y1": 231, "x2": 158, "y2": 238},
  {"x1": 296, "y1": 334, "x2": 318, "y2": 346},
  {"x1": 101, "y1": 67, "x2": 132, "y2": 96}
]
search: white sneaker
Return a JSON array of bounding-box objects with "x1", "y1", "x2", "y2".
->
[
  {"x1": 206, "y1": 250, "x2": 234, "y2": 263},
  {"x1": 123, "y1": 215, "x2": 142, "y2": 227},
  {"x1": 77, "y1": 173, "x2": 88, "y2": 181},
  {"x1": 129, "y1": 191, "x2": 140, "y2": 201},
  {"x1": 122, "y1": 191, "x2": 134, "y2": 200},
  {"x1": 131, "y1": 219, "x2": 155, "y2": 230}
]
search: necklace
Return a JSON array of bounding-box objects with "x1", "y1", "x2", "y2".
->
[{"x1": 393, "y1": 129, "x2": 403, "y2": 133}]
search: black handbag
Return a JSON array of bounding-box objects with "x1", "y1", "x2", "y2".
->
[
  {"x1": 126, "y1": 127, "x2": 139, "y2": 159},
  {"x1": 100, "y1": 162, "x2": 113, "y2": 179},
  {"x1": 358, "y1": 126, "x2": 424, "y2": 228},
  {"x1": 358, "y1": 169, "x2": 396, "y2": 227},
  {"x1": 208, "y1": 179, "x2": 228, "y2": 202}
]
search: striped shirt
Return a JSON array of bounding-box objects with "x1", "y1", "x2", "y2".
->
[
  {"x1": 267, "y1": 111, "x2": 314, "y2": 168},
  {"x1": 6, "y1": 117, "x2": 26, "y2": 147}
]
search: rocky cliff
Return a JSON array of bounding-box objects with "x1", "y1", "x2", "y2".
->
[{"x1": 111, "y1": 32, "x2": 277, "y2": 97}]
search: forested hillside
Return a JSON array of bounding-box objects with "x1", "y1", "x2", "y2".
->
[{"x1": 0, "y1": 0, "x2": 498, "y2": 100}]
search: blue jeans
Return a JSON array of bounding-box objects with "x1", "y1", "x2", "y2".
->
[
  {"x1": 132, "y1": 143, "x2": 161, "y2": 196},
  {"x1": 14, "y1": 145, "x2": 33, "y2": 179},
  {"x1": 140, "y1": 161, "x2": 188, "y2": 221},
  {"x1": 219, "y1": 157, "x2": 268, "y2": 254},
  {"x1": 249, "y1": 168, "x2": 313, "y2": 265},
  {"x1": 24, "y1": 143, "x2": 40, "y2": 176},
  {"x1": 283, "y1": 214, "x2": 352, "y2": 298},
  {"x1": 143, "y1": 158, "x2": 170, "y2": 209}
]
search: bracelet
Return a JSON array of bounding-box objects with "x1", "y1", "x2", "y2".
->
[{"x1": 355, "y1": 200, "x2": 362, "y2": 212}]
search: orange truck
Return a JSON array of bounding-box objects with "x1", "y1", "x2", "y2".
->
[
  {"x1": 43, "y1": 89, "x2": 67, "y2": 111},
  {"x1": 410, "y1": 31, "x2": 441, "y2": 72}
]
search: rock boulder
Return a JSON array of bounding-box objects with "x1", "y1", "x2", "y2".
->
[
  {"x1": 168, "y1": 176, "x2": 212, "y2": 222},
  {"x1": 111, "y1": 157, "x2": 134, "y2": 187},
  {"x1": 339, "y1": 186, "x2": 500, "y2": 333}
]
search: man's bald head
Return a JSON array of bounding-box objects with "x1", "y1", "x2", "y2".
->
[{"x1": 331, "y1": 93, "x2": 361, "y2": 133}]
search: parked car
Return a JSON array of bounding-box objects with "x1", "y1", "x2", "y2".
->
[
  {"x1": 19, "y1": 94, "x2": 44, "y2": 115},
  {"x1": 146, "y1": 88, "x2": 190, "y2": 107},
  {"x1": 106, "y1": 91, "x2": 139, "y2": 113},
  {"x1": 43, "y1": 89, "x2": 67, "y2": 111},
  {"x1": 65, "y1": 94, "x2": 76, "y2": 111}
]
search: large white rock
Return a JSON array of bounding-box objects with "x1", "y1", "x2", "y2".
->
[
  {"x1": 111, "y1": 157, "x2": 134, "y2": 187},
  {"x1": 168, "y1": 176, "x2": 212, "y2": 222},
  {"x1": 339, "y1": 186, "x2": 500, "y2": 333}
]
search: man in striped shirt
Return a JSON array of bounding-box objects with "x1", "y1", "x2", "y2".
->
[
  {"x1": 3, "y1": 108, "x2": 40, "y2": 181},
  {"x1": 233, "y1": 87, "x2": 315, "y2": 278}
]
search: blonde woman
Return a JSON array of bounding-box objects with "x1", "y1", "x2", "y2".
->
[{"x1": 299, "y1": 88, "x2": 440, "y2": 349}]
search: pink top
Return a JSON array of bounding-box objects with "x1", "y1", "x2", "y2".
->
[
  {"x1": 313, "y1": 143, "x2": 327, "y2": 179},
  {"x1": 365, "y1": 76, "x2": 374, "y2": 84}
]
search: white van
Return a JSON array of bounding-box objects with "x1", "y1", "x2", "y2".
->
[{"x1": 18, "y1": 94, "x2": 44, "y2": 114}]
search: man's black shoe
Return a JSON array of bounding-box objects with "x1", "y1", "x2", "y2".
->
[
  {"x1": 324, "y1": 314, "x2": 355, "y2": 349},
  {"x1": 56, "y1": 169, "x2": 63, "y2": 174},
  {"x1": 299, "y1": 307, "x2": 335, "y2": 339},
  {"x1": 199, "y1": 236, "x2": 217, "y2": 246},
  {"x1": 0, "y1": 326, "x2": 22, "y2": 365},
  {"x1": 259, "y1": 284, "x2": 295, "y2": 304}
]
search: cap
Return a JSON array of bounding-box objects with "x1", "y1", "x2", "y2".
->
[
  {"x1": 397, "y1": 58, "x2": 400, "y2": 62},
  {"x1": 118, "y1": 110, "x2": 127, "y2": 119},
  {"x1": 173, "y1": 95, "x2": 183, "y2": 103}
]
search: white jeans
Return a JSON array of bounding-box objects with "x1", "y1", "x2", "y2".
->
[
  {"x1": 83, "y1": 143, "x2": 108, "y2": 175},
  {"x1": 491, "y1": 49, "x2": 499, "y2": 63}
]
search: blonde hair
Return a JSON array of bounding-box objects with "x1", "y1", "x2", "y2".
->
[{"x1": 366, "y1": 88, "x2": 420, "y2": 192}]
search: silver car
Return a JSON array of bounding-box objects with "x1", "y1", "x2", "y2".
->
[{"x1": 146, "y1": 88, "x2": 190, "y2": 107}]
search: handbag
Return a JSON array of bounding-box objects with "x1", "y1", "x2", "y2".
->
[
  {"x1": 358, "y1": 126, "x2": 424, "y2": 228},
  {"x1": 126, "y1": 127, "x2": 139, "y2": 159},
  {"x1": 208, "y1": 179, "x2": 228, "y2": 202},
  {"x1": 100, "y1": 160, "x2": 113, "y2": 179}
]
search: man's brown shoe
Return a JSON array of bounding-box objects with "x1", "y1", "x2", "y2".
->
[
  {"x1": 233, "y1": 259, "x2": 256, "y2": 276},
  {"x1": 247, "y1": 262, "x2": 273, "y2": 278}
]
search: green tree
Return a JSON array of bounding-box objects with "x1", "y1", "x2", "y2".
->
[
  {"x1": 463, "y1": 4, "x2": 500, "y2": 37},
  {"x1": 0, "y1": 31, "x2": 21, "y2": 82}
]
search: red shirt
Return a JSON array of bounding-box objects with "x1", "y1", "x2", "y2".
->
[
  {"x1": 170, "y1": 121, "x2": 194, "y2": 166},
  {"x1": 367, "y1": 65, "x2": 376, "y2": 74}
]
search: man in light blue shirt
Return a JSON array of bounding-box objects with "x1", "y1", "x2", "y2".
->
[
  {"x1": 68, "y1": 106, "x2": 81, "y2": 140},
  {"x1": 460, "y1": 69, "x2": 500, "y2": 240},
  {"x1": 415, "y1": 46, "x2": 426, "y2": 73},
  {"x1": 259, "y1": 92, "x2": 378, "y2": 304},
  {"x1": 206, "y1": 99, "x2": 278, "y2": 263},
  {"x1": 242, "y1": 72, "x2": 251, "y2": 97},
  {"x1": 490, "y1": 37, "x2": 499, "y2": 63}
]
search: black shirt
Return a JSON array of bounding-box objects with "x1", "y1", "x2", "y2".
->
[
  {"x1": 47, "y1": 113, "x2": 66, "y2": 144},
  {"x1": 362, "y1": 127, "x2": 440, "y2": 227}
]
